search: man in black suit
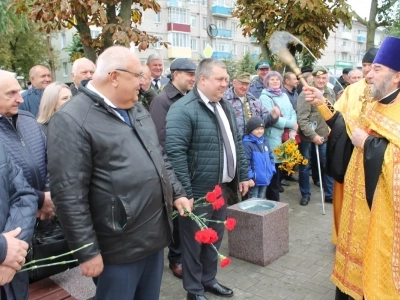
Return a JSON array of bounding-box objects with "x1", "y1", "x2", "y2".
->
[{"x1": 147, "y1": 53, "x2": 169, "y2": 91}]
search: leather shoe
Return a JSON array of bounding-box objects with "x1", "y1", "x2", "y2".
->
[
  {"x1": 187, "y1": 293, "x2": 208, "y2": 300},
  {"x1": 285, "y1": 174, "x2": 298, "y2": 182},
  {"x1": 325, "y1": 197, "x2": 333, "y2": 203},
  {"x1": 204, "y1": 282, "x2": 233, "y2": 297},
  {"x1": 281, "y1": 179, "x2": 290, "y2": 186},
  {"x1": 314, "y1": 181, "x2": 320, "y2": 187},
  {"x1": 169, "y1": 263, "x2": 183, "y2": 279},
  {"x1": 279, "y1": 186, "x2": 284, "y2": 193},
  {"x1": 300, "y1": 196, "x2": 310, "y2": 206}
]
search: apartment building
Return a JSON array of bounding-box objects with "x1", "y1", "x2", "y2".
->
[
  {"x1": 52, "y1": 0, "x2": 261, "y2": 82},
  {"x1": 318, "y1": 21, "x2": 385, "y2": 76}
]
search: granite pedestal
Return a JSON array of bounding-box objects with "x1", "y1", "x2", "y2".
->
[{"x1": 227, "y1": 199, "x2": 289, "y2": 266}]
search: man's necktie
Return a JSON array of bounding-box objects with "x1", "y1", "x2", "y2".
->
[
  {"x1": 209, "y1": 102, "x2": 235, "y2": 179},
  {"x1": 113, "y1": 108, "x2": 132, "y2": 127},
  {"x1": 153, "y1": 78, "x2": 159, "y2": 91}
]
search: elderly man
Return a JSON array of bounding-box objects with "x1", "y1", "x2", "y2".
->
[
  {"x1": 0, "y1": 70, "x2": 54, "y2": 220},
  {"x1": 325, "y1": 47, "x2": 378, "y2": 245},
  {"x1": 348, "y1": 69, "x2": 363, "y2": 84},
  {"x1": 282, "y1": 72, "x2": 299, "y2": 110},
  {"x1": 70, "y1": 58, "x2": 96, "y2": 96},
  {"x1": 0, "y1": 140, "x2": 37, "y2": 300},
  {"x1": 166, "y1": 59, "x2": 249, "y2": 300},
  {"x1": 138, "y1": 65, "x2": 157, "y2": 109},
  {"x1": 19, "y1": 65, "x2": 52, "y2": 116},
  {"x1": 147, "y1": 53, "x2": 169, "y2": 91},
  {"x1": 223, "y1": 71, "x2": 279, "y2": 138},
  {"x1": 47, "y1": 45, "x2": 191, "y2": 300},
  {"x1": 249, "y1": 61, "x2": 270, "y2": 99},
  {"x1": 149, "y1": 58, "x2": 196, "y2": 279},
  {"x1": 304, "y1": 36, "x2": 400, "y2": 300},
  {"x1": 297, "y1": 67, "x2": 335, "y2": 206}
]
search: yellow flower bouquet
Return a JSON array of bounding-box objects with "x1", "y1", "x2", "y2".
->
[{"x1": 273, "y1": 139, "x2": 308, "y2": 175}]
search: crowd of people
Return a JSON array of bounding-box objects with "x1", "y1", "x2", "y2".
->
[{"x1": 1, "y1": 35, "x2": 400, "y2": 300}]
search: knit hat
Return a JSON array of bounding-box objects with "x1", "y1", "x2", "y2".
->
[
  {"x1": 373, "y1": 36, "x2": 400, "y2": 72},
  {"x1": 362, "y1": 47, "x2": 379, "y2": 63},
  {"x1": 246, "y1": 116, "x2": 264, "y2": 134}
]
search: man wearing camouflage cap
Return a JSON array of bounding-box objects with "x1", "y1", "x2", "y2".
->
[
  {"x1": 149, "y1": 57, "x2": 196, "y2": 279},
  {"x1": 224, "y1": 71, "x2": 279, "y2": 138},
  {"x1": 249, "y1": 61, "x2": 271, "y2": 99}
]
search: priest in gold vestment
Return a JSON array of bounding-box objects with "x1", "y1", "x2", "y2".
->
[{"x1": 304, "y1": 36, "x2": 400, "y2": 300}]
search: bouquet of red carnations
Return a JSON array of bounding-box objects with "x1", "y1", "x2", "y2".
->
[{"x1": 173, "y1": 185, "x2": 237, "y2": 268}]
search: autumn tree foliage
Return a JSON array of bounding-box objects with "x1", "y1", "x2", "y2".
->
[
  {"x1": 10, "y1": 0, "x2": 167, "y2": 62},
  {"x1": 232, "y1": 0, "x2": 353, "y2": 62}
]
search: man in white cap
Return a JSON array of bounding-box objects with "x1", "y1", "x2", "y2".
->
[{"x1": 304, "y1": 37, "x2": 400, "y2": 300}]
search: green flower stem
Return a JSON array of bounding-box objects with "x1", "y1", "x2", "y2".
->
[
  {"x1": 18, "y1": 259, "x2": 78, "y2": 273},
  {"x1": 22, "y1": 242, "x2": 93, "y2": 267}
]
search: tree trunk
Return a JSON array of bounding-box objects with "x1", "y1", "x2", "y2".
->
[
  {"x1": 76, "y1": 16, "x2": 96, "y2": 63},
  {"x1": 46, "y1": 35, "x2": 56, "y2": 80},
  {"x1": 366, "y1": 0, "x2": 378, "y2": 49}
]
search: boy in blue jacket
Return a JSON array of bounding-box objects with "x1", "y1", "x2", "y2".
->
[{"x1": 243, "y1": 116, "x2": 276, "y2": 199}]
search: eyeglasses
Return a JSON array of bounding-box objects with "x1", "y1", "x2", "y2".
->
[{"x1": 109, "y1": 69, "x2": 144, "y2": 78}]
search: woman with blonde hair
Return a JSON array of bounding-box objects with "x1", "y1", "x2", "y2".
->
[{"x1": 37, "y1": 82, "x2": 72, "y2": 136}]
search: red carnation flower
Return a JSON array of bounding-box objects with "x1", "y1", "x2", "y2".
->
[
  {"x1": 220, "y1": 257, "x2": 231, "y2": 268},
  {"x1": 225, "y1": 218, "x2": 237, "y2": 231},
  {"x1": 214, "y1": 185, "x2": 222, "y2": 197},
  {"x1": 194, "y1": 228, "x2": 218, "y2": 244},
  {"x1": 212, "y1": 197, "x2": 225, "y2": 210},
  {"x1": 205, "y1": 191, "x2": 218, "y2": 203}
]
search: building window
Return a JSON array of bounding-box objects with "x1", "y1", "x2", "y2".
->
[
  {"x1": 253, "y1": 46, "x2": 261, "y2": 55},
  {"x1": 154, "y1": 12, "x2": 161, "y2": 23},
  {"x1": 191, "y1": 38, "x2": 197, "y2": 51},
  {"x1": 202, "y1": 39, "x2": 207, "y2": 51},
  {"x1": 232, "y1": 44, "x2": 237, "y2": 55},
  {"x1": 231, "y1": 22, "x2": 237, "y2": 35},
  {"x1": 168, "y1": 7, "x2": 189, "y2": 24},
  {"x1": 63, "y1": 62, "x2": 68, "y2": 77},
  {"x1": 216, "y1": 20, "x2": 226, "y2": 29},
  {"x1": 191, "y1": 15, "x2": 197, "y2": 28},
  {"x1": 154, "y1": 35, "x2": 163, "y2": 49},
  {"x1": 168, "y1": 32, "x2": 190, "y2": 47},
  {"x1": 216, "y1": 42, "x2": 230, "y2": 52},
  {"x1": 189, "y1": 0, "x2": 195, "y2": 3},
  {"x1": 91, "y1": 30, "x2": 100, "y2": 39},
  {"x1": 202, "y1": 0, "x2": 207, "y2": 6},
  {"x1": 214, "y1": 0, "x2": 225, "y2": 5},
  {"x1": 61, "y1": 33, "x2": 67, "y2": 48},
  {"x1": 243, "y1": 45, "x2": 249, "y2": 54},
  {"x1": 203, "y1": 17, "x2": 207, "y2": 29}
]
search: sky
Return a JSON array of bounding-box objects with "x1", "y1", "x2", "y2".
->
[{"x1": 347, "y1": 0, "x2": 372, "y2": 19}]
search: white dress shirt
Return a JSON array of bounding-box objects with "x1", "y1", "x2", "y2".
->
[{"x1": 197, "y1": 89, "x2": 237, "y2": 183}]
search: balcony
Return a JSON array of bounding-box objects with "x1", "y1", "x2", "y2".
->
[
  {"x1": 167, "y1": 47, "x2": 192, "y2": 59},
  {"x1": 341, "y1": 31, "x2": 352, "y2": 40},
  {"x1": 250, "y1": 36, "x2": 257, "y2": 43},
  {"x1": 211, "y1": 6, "x2": 231, "y2": 17},
  {"x1": 212, "y1": 51, "x2": 232, "y2": 60},
  {"x1": 357, "y1": 35, "x2": 366, "y2": 43},
  {"x1": 340, "y1": 45, "x2": 352, "y2": 53},
  {"x1": 211, "y1": 28, "x2": 232, "y2": 39},
  {"x1": 167, "y1": 23, "x2": 190, "y2": 32},
  {"x1": 251, "y1": 54, "x2": 259, "y2": 60}
]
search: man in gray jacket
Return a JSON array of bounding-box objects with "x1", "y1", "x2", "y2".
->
[{"x1": 296, "y1": 67, "x2": 335, "y2": 206}]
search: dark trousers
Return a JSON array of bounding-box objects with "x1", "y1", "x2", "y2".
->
[
  {"x1": 266, "y1": 163, "x2": 281, "y2": 201},
  {"x1": 95, "y1": 249, "x2": 164, "y2": 300},
  {"x1": 179, "y1": 187, "x2": 228, "y2": 295},
  {"x1": 168, "y1": 213, "x2": 181, "y2": 265},
  {"x1": 335, "y1": 287, "x2": 360, "y2": 300}
]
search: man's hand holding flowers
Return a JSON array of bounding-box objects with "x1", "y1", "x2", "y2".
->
[{"x1": 174, "y1": 197, "x2": 194, "y2": 216}]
